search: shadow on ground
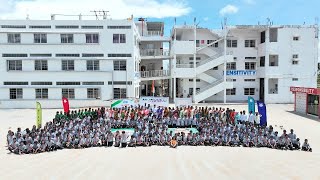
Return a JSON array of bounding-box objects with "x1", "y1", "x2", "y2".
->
[{"x1": 286, "y1": 111, "x2": 320, "y2": 123}]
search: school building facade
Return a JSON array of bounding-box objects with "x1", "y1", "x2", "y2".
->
[{"x1": 0, "y1": 15, "x2": 318, "y2": 108}]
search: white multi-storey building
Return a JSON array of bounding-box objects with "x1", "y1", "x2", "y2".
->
[
  {"x1": 0, "y1": 15, "x2": 318, "y2": 108},
  {"x1": 172, "y1": 24, "x2": 318, "y2": 104}
]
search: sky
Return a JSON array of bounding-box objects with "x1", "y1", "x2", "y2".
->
[
  {"x1": 0, "y1": 0, "x2": 319, "y2": 28},
  {"x1": 0, "y1": 0, "x2": 319, "y2": 51}
]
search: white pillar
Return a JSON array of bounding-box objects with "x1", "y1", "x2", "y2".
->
[
  {"x1": 223, "y1": 18, "x2": 227, "y2": 104},
  {"x1": 193, "y1": 25, "x2": 197, "y2": 103}
]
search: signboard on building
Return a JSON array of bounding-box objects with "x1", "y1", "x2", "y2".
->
[
  {"x1": 226, "y1": 70, "x2": 256, "y2": 76},
  {"x1": 175, "y1": 98, "x2": 192, "y2": 107},
  {"x1": 139, "y1": 96, "x2": 169, "y2": 107},
  {"x1": 290, "y1": 86, "x2": 319, "y2": 95}
]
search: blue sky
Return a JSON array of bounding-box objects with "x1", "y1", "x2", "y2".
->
[
  {"x1": 151, "y1": 0, "x2": 320, "y2": 33},
  {"x1": 0, "y1": 0, "x2": 319, "y2": 32}
]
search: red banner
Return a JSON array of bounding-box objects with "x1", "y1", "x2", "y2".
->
[
  {"x1": 62, "y1": 97, "x2": 70, "y2": 113},
  {"x1": 290, "y1": 87, "x2": 319, "y2": 95}
]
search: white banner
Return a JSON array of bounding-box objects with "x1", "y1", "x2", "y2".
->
[
  {"x1": 111, "y1": 99, "x2": 137, "y2": 108},
  {"x1": 139, "y1": 96, "x2": 169, "y2": 107},
  {"x1": 175, "y1": 98, "x2": 192, "y2": 107}
]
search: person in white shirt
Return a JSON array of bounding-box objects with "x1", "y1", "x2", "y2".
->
[
  {"x1": 242, "y1": 111, "x2": 248, "y2": 123},
  {"x1": 120, "y1": 131, "x2": 128, "y2": 148},
  {"x1": 302, "y1": 139, "x2": 312, "y2": 152},
  {"x1": 128, "y1": 136, "x2": 137, "y2": 147},
  {"x1": 248, "y1": 111, "x2": 255, "y2": 125},
  {"x1": 254, "y1": 112, "x2": 261, "y2": 126}
]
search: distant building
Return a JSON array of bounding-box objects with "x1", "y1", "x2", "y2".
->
[{"x1": 0, "y1": 16, "x2": 318, "y2": 108}]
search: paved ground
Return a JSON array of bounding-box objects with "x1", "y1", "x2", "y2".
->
[{"x1": 0, "y1": 104, "x2": 319, "y2": 180}]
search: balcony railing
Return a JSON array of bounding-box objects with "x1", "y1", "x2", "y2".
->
[
  {"x1": 140, "y1": 49, "x2": 170, "y2": 57},
  {"x1": 139, "y1": 70, "x2": 170, "y2": 78},
  {"x1": 143, "y1": 31, "x2": 163, "y2": 37}
]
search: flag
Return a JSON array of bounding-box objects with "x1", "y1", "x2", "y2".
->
[
  {"x1": 62, "y1": 97, "x2": 70, "y2": 113},
  {"x1": 36, "y1": 102, "x2": 42, "y2": 129},
  {"x1": 257, "y1": 101, "x2": 267, "y2": 126},
  {"x1": 152, "y1": 80, "x2": 155, "y2": 96},
  {"x1": 248, "y1": 96, "x2": 255, "y2": 114}
]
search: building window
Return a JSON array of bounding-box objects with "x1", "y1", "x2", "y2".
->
[
  {"x1": 2, "y1": 25, "x2": 26, "y2": 28},
  {"x1": 7, "y1": 60, "x2": 22, "y2": 71},
  {"x1": 82, "y1": 82, "x2": 104, "y2": 85},
  {"x1": 207, "y1": 40, "x2": 218, "y2": 47},
  {"x1": 56, "y1": 82, "x2": 80, "y2": 85},
  {"x1": 292, "y1": 60, "x2": 299, "y2": 65},
  {"x1": 269, "y1": 28, "x2": 278, "y2": 42},
  {"x1": 62, "y1": 89, "x2": 75, "y2": 99},
  {"x1": 31, "y1": 82, "x2": 52, "y2": 85},
  {"x1": 189, "y1": 57, "x2": 201, "y2": 60},
  {"x1": 245, "y1": 62, "x2": 256, "y2": 70},
  {"x1": 113, "y1": 60, "x2": 126, "y2": 71},
  {"x1": 259, "y1": 56, "x2": 265, "y2": 67},
  {"x1": 56, "y1": 26, "x2": 79, "y2": 29},
  {"x1": 293, "y1": 36, "x2": 300, "y2": 41},
  {"x1": 81, "y1": 26, "x2": 103, "y2": 29},
  {"x1": 87, "y1": 88, "x2": 100, "y2": 99},
  {"x1": 4, "y1": 82, "x2": 28, "y2": 85},
  {"x1": 86, "y1": 34, "x2": 99, "y2": 43},
  {"x1": 10, "y1": 88, "x2": 23, "y2": 99},
  {"x1": 292, "y1": 54, "x2": 299, "y2": 59},
  {"x1": 245, "y1": 57, "x2": 256, "y2": 60},
  {"x1": 107, "y1": 26, "x2": 131, "y2": 29},
  {"x1": 113, "y1": 34, "x2": 126, "y2": 43},
  {"x1": 189, "y1": 88, "x2": 200, "y2": 95},
  {"x1": 61, "y1": 60, "x2": 74, "y2": 71},
  {"x1": 108, "y1": 81, "x2": 132, "y2": 85},
  {"x1": 292, "y1": 78, "x2": 299, "y2": 81},
  {"x1": 34, "y1": 34, "x2": 47, "y2": 43},
  {"x1": 113, "y1": 88, "x2": 126, "y2": 99},
  {"x1": 188, "y1": 79, "x2": 201, "y2": 82},
  {"x1": 3, "y1": 54, "x2": 27, "y2": 57},
  {"x1": 196, "y1": 40, "x2": 200, "y2": 47},
  {"x1": 244, "y1": 88, "x2": 255, "y2": 95},
  {"x1": 7, "y1": 33, "x2": 21, "y2": 43},
  {"x1": 269, "y1": 55, "x2": 279, "y2": 66},
  {"x1": 35, "y1": 60, "x2": 48, "y2": 71},
  {"x1": 86, "y1": 60, "x2": 100, "y2": 71},
  {"x1": 227, "y1": 40, "x2": 237, "y2": 48},
  {"x1": 260, "y1": 31, "x2": 265, "y2": 43},
  {"x1": 60, "y1": 34, "x2": 74, "y2": 43},
  {"x1": 35, "y1": 88, "x2": 48, "y2": 99},
  {"x1": 226, "y1": 62, "x2": 236, "y2": 70},
  {"x1": 245, "y1": 40, "x2": 256, "y2": 47},
  {"x1": 82, "y1": 54, "x2": 104, "y2": 57},
  {"x1": 244, "y1": 79, "x2": 256, "y2": 82},
  {"x1": 30, "y1": 54, "x2": 52, "y2": 57},
  {"x1": 226, "y1": 88, "x2": 236, "y2": 95},
  {"x1": 108, "y1": 54, "x2": 131, "y2": 57},
  {"x1": 29, "y1": 25, "x2": 51, "y2": 29},
  {"x1": 56, "y1": 54, "x2": 80, "y2": 57}
]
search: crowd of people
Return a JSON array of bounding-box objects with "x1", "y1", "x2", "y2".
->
[{"x1": 6, "y1": 105, "x2": 313, "y2": 155}]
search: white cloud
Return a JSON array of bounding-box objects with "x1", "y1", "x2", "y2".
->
[
  {"x1": 0, "y1": 0, "x2": 191, "y2": 20},
  {"x1": 219, "y1": 4, "x2": 239, "y2": 16},
  {"x1": 243, "y1": 0, "x2": 255, "y2": 5},
  {"x1": 203, "y1": 17, "x2": 209, "y2": 22}
]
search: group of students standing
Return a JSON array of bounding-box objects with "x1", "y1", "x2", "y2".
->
[{"x1": 6, "y1": 105, "x2": 312, "y2": 154}]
